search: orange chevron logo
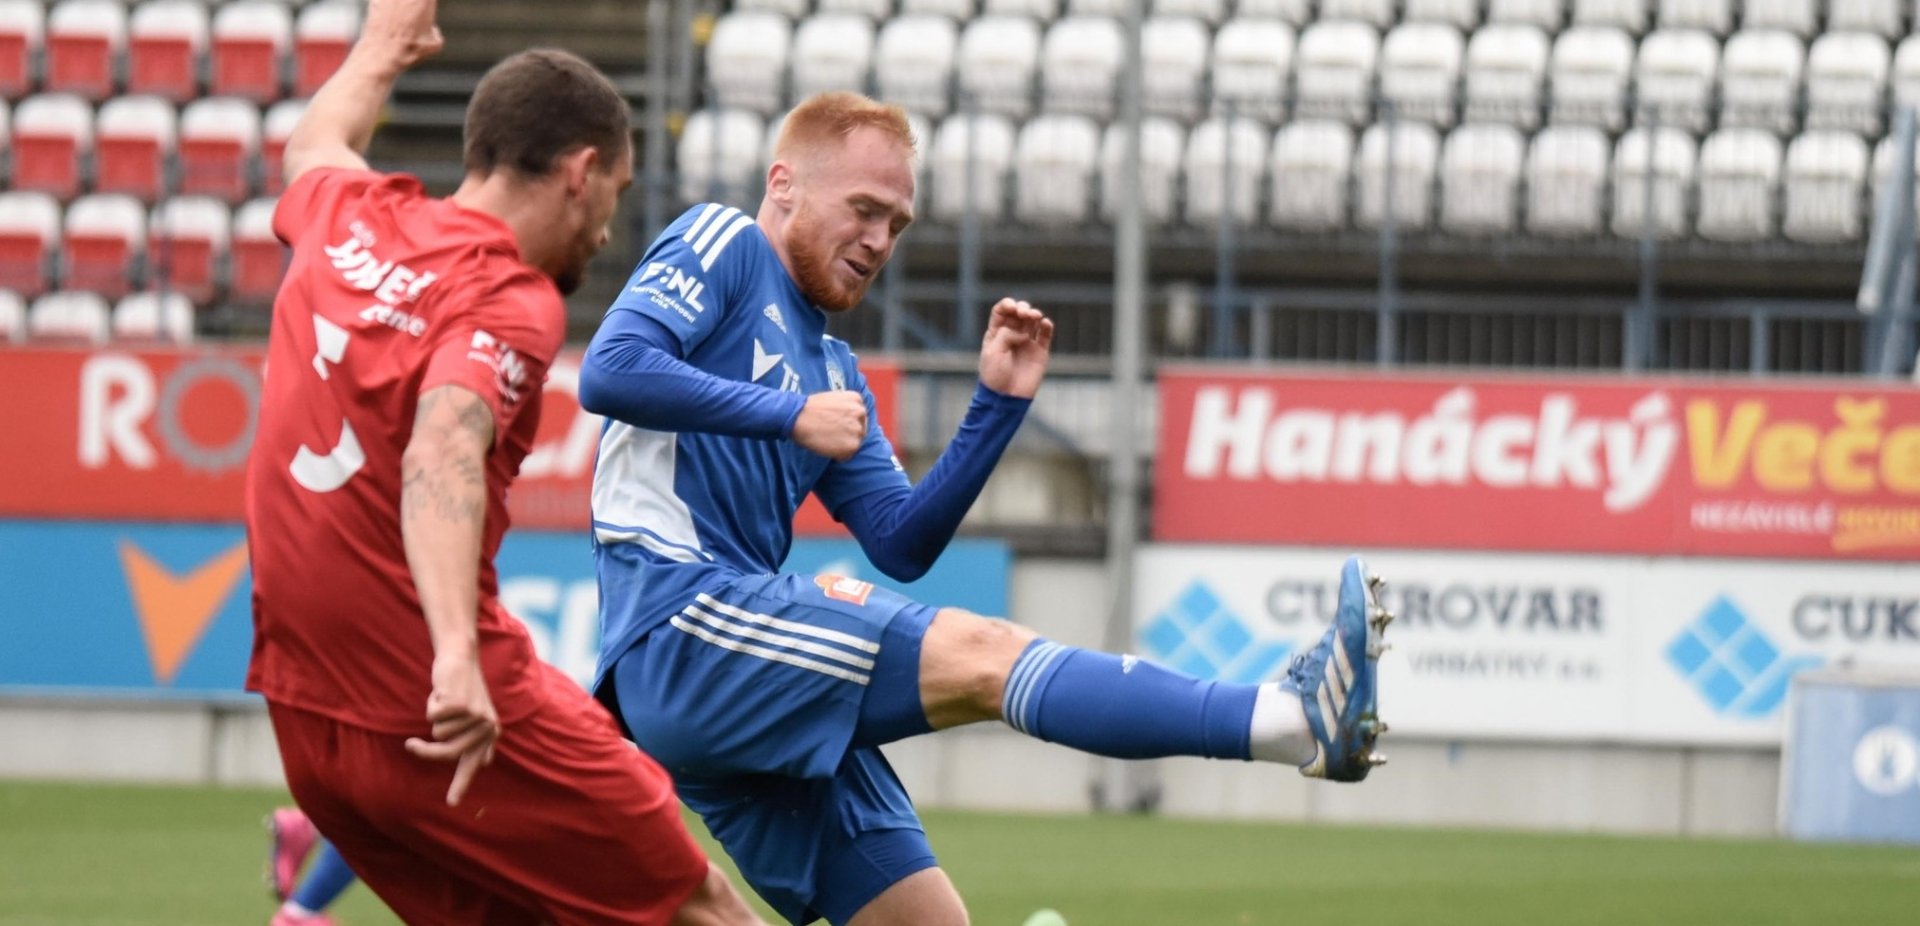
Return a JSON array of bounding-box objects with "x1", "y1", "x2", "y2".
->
[{"x1": 118, "y1": 540, "x2": 249, "y2": 685}]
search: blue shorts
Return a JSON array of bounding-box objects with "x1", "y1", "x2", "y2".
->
[{"x1": 600, "y1": 571, "x2": 942, "y2": 925}]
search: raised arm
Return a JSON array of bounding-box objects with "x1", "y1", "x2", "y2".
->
[{"x1": 283, "y1": 0, "x2": 444, "y2": 184}]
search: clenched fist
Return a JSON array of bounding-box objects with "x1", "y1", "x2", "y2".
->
[{"x1": 792, "y1": 391, "x2": 868, "y2": 461}]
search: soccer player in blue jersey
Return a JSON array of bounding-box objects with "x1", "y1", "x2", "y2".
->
[{"x1": 580, "y1": 91, "x2": 1393, "y2": 926}]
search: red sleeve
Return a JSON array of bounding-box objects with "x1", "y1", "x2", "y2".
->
[
  {"x1": 417, "y1": 267, "x2": 567, "y2": 445},
  {"x1": 272, "y1": 167, "x2": 385, "y2": 246}
]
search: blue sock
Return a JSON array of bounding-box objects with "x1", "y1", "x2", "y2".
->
[
  {"x1": 1001, "y1": 640, "x2": 1257, "y2": 760},
  {"x1": 290, "y1": 840, "x2": 358, "y2": 912}
]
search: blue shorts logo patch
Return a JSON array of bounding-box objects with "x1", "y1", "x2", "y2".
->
[{"x1": 815, "y1": 574, "x2": 875, "y2": 607}]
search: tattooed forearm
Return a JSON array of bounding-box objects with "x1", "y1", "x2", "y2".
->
[{"x1": 401, "y1": 386, "x2": 495, "y2": 525}]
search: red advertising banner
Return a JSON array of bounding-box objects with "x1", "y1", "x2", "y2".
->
[
  {"x1": 1155, "y1": 367, "x2": 1920, "y2": 560},
  {"x1": 0, "y1": 345, "x2": 899, "y2": 533}
]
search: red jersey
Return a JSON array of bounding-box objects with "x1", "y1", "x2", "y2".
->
[{"x1": 245, "y1": 168, "x2": 564, "y2": 733}]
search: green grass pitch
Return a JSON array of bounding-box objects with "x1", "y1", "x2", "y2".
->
[{"x1": 1, "y1": 779, "x2": 1915, "y2": 925}]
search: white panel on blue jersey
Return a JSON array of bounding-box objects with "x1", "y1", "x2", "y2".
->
[{"x1": 592, "y1": 424, "x2": 711, "y2": 562}]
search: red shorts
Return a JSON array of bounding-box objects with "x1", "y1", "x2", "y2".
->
[{"x1": 268, "y1": 661, "x2": 708, "y2": 926}]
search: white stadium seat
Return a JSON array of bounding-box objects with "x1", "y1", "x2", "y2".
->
[
  {"x1": 1014, "y1": 113, "x2": 1100, "y2": 224},
  {"x1": 1440, "y1": 122, "x2": 1526, "y2": 234},
  {"x1": 1526, "y1": 124, "x2": 1610, "y2": 236},
  {"x1": 1183, "y1": 115, "x2": 1267, "y2": 227},
  {"x1": 1571, "y1": 0, "x2": 1648, "y2": 34},
  {"x1": 1405, "y1": 0, "x2": 1479, "y2": 31},
  {"x1": 0, "y1": 0, "x2": 44, "y2": 99},
  {"x1": 1656, "y1": 0, "x2": 1729, "y2": 36},
  {"x1": 957, "y1": 15, "x2": 1041, "y2": 118},
  {"x1": 1464, "y1": 24, "x2": 1549, "y2": 130},
  {"x1": 0, "y1": 289, "x2": 23, "y2": 342},
  {"x1": 1611, "y1": 126, "x2": 1696, "y2": 239},
  {"x1": 1356, "y1": 120, "x2": 1440, "y2": 231},
  {"x1": 94, "y1": 94, "x2": 176, "y2": 201},
  {"x1": 209, "y1": 0, "x2": 292, "y2": 102},
  {"x1": 818, "y1": 0, "x2": 894, "y2": 20},
  {"x1": 1235, "y1": 0, "x2": 1311, "y2": 26},
  {"x1": 1270, "y1": 120, "x2": 1355, "y2": 230},
  {"x1": 0, "y1": 190, "x2": 62, "y2": 296},
  {"x1": 1380, "y1": 23, "x2": 1464, "y2": 128},
  {"x1": 12, "y1": 92, "x2": 93, "y2": 199},
  {"x1": 1892, "y1": 36, "x2": 1920, "y2": 124},
  {"x1": 28, "y1": 289, "x2": 109, "y2": 342},
  {"x1": 1101, "y1": 116, "x2": 1186, "y2": 225},
  {"x1": 1695, "y1": 129, "x2": 1783, "y2": 241},
  {"x1": 876, "y1": 16, "x2": 958, "y2": 118},
  {"x1": 790, "y1": 14, "x2": 876, "y2": 104},
  {"x1": 1487, "y1": 0, "x2": 1564, "y2": 31},
  {"x1": 1294, "y1": 21, "x2": 1379, "y2": 127},
  {"x1": 45, "y1": 0, "x2": 127, "y2": 101},
  {"x1": 1040, "y1": 16, "x2": 1123, "y2": 120},
  {"x1": 148, "y1": 195, "x2": 229, "y2": 304},
  {"x1": 1719, "y1": 31, "x2": 1804, "y2": 136},
  {"x1": 112, "y1": 290, "x2": 194, "y2": 342},
  {"x1": 983, "y1": 0, "x2": 1060, "y2": 20},
  {"x1": 1066, "y1": 0, "x2": 1123, "y2": 13},
  {"x1": 1152, "y1": 0, "x2": 1227, "y2": 26},
  {"x1": 1827, "y1": 0, "x2": 1901, "y2": 41},
  {"x1": 1550, "y1": 27, "x2": 1634, "y2": 131},
  {"x1": 1741, "y1": 0, "x2": 1814, "y2": 39},
  {"x1": 1783, "y1": 130, "x2": 1869, "y2": 243},
  {"x1": 62, "y1": 192, "x2": 145, "y2": 297},
  {"x1": 1805, "y1": 33, "x2": 1890, "y2": 136},
  {"x1": 1211, "y1": 18, "x2": 1294, "y2": 123},
  {"x1": 736, "y1": 0, "x2": 811, "y2": 19},
  {"x1": 929, "y1": 113, "x2": 1015, "y2": 222},
  {"x1": 708, "y1": 12, "x2": 791, "y2": 115},
  {"x1": 901, "y1": 0, "x2": 974, "y2": 17},
  {"x1": 1142, "y1": 16, "x2": 1210, "y2": 123},
  {"x1": 1320, "y1": 0, "x2": 1396, "y2": 30},
  {"x1": 678, "y1": 108, "x2": 766, "y2": 204},
  {"x1": 1633, "y1": 28, "x2": 1718, "y2": 135},
  {"x1": 128, "y1": 0, "x2": 209, "y2": 102}
]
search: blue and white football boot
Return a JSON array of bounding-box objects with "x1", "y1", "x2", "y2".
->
[{"x1": 1285, "y1": 555, "x2": 1391, "y2": 782}]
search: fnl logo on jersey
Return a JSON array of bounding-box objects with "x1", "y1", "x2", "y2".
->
[{"x1": 469, "y1": 330, "x2": 529, "y2": 405}]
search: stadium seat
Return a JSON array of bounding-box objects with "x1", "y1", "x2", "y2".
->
[
  {"x1": 875, "y1": 15, "x2": 957, "y2": 118},
  {"x1": 677, "y1": 108, "x2": 765, "y2": 204},
  {"x1": 1235, "y1": 0, "x2": 1311, "y2": 25},
  {"x1": 1183, "y1": 115, "x2": 1267, "y2": 227},
  {"x1": 1041, "y1": 16, "x2": 1123, "y2": 120},
  {"x1": 818, "y1": 0, "x2": 894, "y2": 20},
  {"x1": 0, "y1": 289, "x2": 23, "y2": 341},
  {"x1": 1066, "y1": 0, "x2": 1124, "y2": 15},
  {"x1": 1320, "y1": 0, "x2": 1396, "y2": 30},
  {"x1": 148, "y1": 195, "x2": 228, "y2": 304},
  {"x1": 790, "y1": 14, "x2": 875, "y2": 104},
  {"x1": 1632, "y1": 28, "x2": 1718, "y2": 135},
  {"x1": 1870, "y1": 135, "x2": 1920, "y2": 217},
  {"x1": 1611, "y1": 126, "x2": 1696, "y2": 239},
  {"x1": 1805, "y1": 33, "x2": 1889, "y2": 137},
  {"x1": 229, "y1": 196, "x2": 283, "y2": 304},
  {"x1": 1695, "y1": 129, "x2": 1782, "y2": 241},
  {"x1": 1487, "y1": 0, "x2": 1563, "y2": 31},
  {"x1": 0, "y1": 0, "x2": 42, "y2": 100},
  {"x1": 1549, "y1": 27, "x2": 1634, "y2": 132},
  {"x1": 179, "y1": 97, "x2": 260, "y2": 202},
  {"x1": 1463, "y1": 24, "x2": 1549, "y2": 130},
  {"x1": 928, "y1": 112, "x2": 1015, "y2": 222},
  {"x1": 1718, "y1": 31, "x2": 1803, "y2": 136},
  {"x1": 128, "y1": 0, "x2": 208, "y2": 103},
  {"x1": 957, "y1": 16, "x2": 1040, "y2": 119},
  {"x1": 1269, "y1": 119, "x2": 1354, "y2": 230},
  {"x1": 46, "y1": 0, "x2": 125, "y2": 102},
  {"x1": 1571, "y1": 0, "x2": 1648, "y2": 34},
  {"x1": 736, "y1": 0, "x2": 811, "y2": 18},
  {"x1": 708, "y1": 12, "x2": 790, "y2": 115},
  {"x1": 0, "y1": 190, "x2": 61, "y2": 295},
  {"x1": 1896, "y1": 37, "x2": 1920, "y2": 125},
  {"x1": 1406, "y1": 0, "x2": 1479, "y2": 31},
  {"x1": 27, "y1": 289, "x2": 109, "y2": 342},
  {"x1": 1380, "y1": 23, "x2": 1464, "y2": 128},
  {"x1": 1525, "y1": 124, "x2": 1610, "y2": 236},
  {"x1": 293, "y1": 1, "x2": 358, "y2": 98},
  {"x1": 1356, "y1": 120, "x2": 1440, "y2": 231},
  {"x1": 1100, "y1": 116, "x2": 1185, "y2": 224},
  {"x1": 1152, "y1": 0, "x2": 1227, "y2": 26},
  {"x1": 1741, "y1": 0, "x2": 1814, "y2": 39},
  {"x1": 95, "y1": 95, "x2": 175, "y2": 201},
  {"x1": 984, "y1": 0, "x2": 1060, "y2": 19},
  {"x1": 11, "y1": 93, "x2": 92, "y2": 199},
  {"x1": 1013, "y1": 113, "x2": 1100, "y2": 224},
  {"x1": 1440, "y1": 122, "x2": 1526, "y2": 234},
  {"x1": 111, "y1": 289, "x2": 193, "y2": 341},
  {"x1": 261, "y1": 98, "x2": 303, "y2": 195},
  {"x1": 1210, "y1": 18, "x2": 1293, "y2": 123},
  {"x1": 1783, "y1": 130, "x2": 1869, "y2": 243},
  {"x1": 1656, "y1": 0, "x2": 1729, "y2": 36},
  {"x1": 1827, "y1": 0, "x2": 1902, "y2": 41},
  {"x1": 1142, "y1": 16, "x2": 1209, "y2": 123},
  {"x1": 61, "y1": 192, "x2": 143, "y2": 295},
  {"x1": 900, "y1": 0, "x2": 975, "y2": 18},
  {"x1": 1294, "y1": 21, "x2": 1379, "y2": 127},
  {"x1": 210, "y1": 0, "x2": 289, "y2": 103}
]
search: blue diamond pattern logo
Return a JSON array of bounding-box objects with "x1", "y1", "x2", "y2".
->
[
  {"x1": 1138, "y1": 582, "x2": 1293, "y2": 685},
  {"x1": 1666, "y1": 595, "x2": 1821, "y2": 717}
]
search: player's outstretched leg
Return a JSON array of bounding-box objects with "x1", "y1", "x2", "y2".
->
[{"x1": 1283, "y1": 555, "x2": 1392, "y2": 781}]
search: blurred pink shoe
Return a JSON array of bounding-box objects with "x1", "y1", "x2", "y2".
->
[
  {"x1": 266, "y1": 806, "x2": 318, "y2": 901},
  {"x1": 270, "y1": 910, "x2": 336, "y2": 926}
]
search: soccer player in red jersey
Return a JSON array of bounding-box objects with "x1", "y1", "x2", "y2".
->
[{"x1": 242, "y1": 2, "x2": 765, "y2": 923}]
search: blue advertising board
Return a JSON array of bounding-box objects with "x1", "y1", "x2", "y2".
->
[
  {"x1": 1781, "y1": 673, "x2": 1920, "y2": 844},
  {"x1": 0, "y1": 520, "x2": 1011, "y2": 696}
]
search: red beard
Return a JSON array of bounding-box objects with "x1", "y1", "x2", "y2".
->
[{"x1": 785, "y1": 205, "x2": 870, "y2": 312}]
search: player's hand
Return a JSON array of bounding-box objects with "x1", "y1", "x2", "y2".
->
[
  {"x1": 978, "y1": 298, "x2": 1054, "y2": 399},
  {"x1": 404, "y1": 652, "x2": 499, "y2": 807},
  {"x1": 792, "y1": 391, "x2": 868, "y2": 462},
  {"x1": 359, "y1": 0, "x2": 445, "y2": 71}
]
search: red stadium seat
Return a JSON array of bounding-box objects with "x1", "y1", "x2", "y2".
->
[
  {"x1": 62, "y1": 193, "x2": 146, "y2": 299},
  {"x1": 0, "y1": 0, "x2": 44, "y2": 100},
  {"x1": 293, "y1": 2, "x2": 356, "y2": 97},
  {"x1": 0, "y1": 191, "x2": 60, "y2": 296},
  {"x1": 27, "y1": 289, "x2": 110, "y2": 343},
  {"x1": 128, "y1": 0, "x2": 210, "y2": 103},
  {"x1": 179, "y1": 96, "x2": 260, "y2": 202},
  {"x1": 112, "y1": 289, "x2": 194, "y2": 342},
  {"x1": 11, "y1": 93, "x2": 93, "y2": 199},
  {"x1": 210, "y1": 1, "x2": 290, "y2": 103},
  {"x1": 149, "y1": 196, "x2": 229, "y2": 305},
  {"x1": 95, "y1": 95, "x2": 177, "y2": 201},
  {"x1": 45, "y1": 0, "x2": 126, "y2": 102},
  {"x1": 261, "y1": 97, "x2": 304, "y2": 194},
  {"x1": 230, "y1": 196, "x2": 284, "y2": 304}
]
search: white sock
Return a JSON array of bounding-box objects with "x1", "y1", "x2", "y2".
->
[
  {"x1": 279, "y1": 901, "x2": 319, "y2": 919},
  {"x1": 1247, "y1": 682, "x2": 1317, "y2": 766}
]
